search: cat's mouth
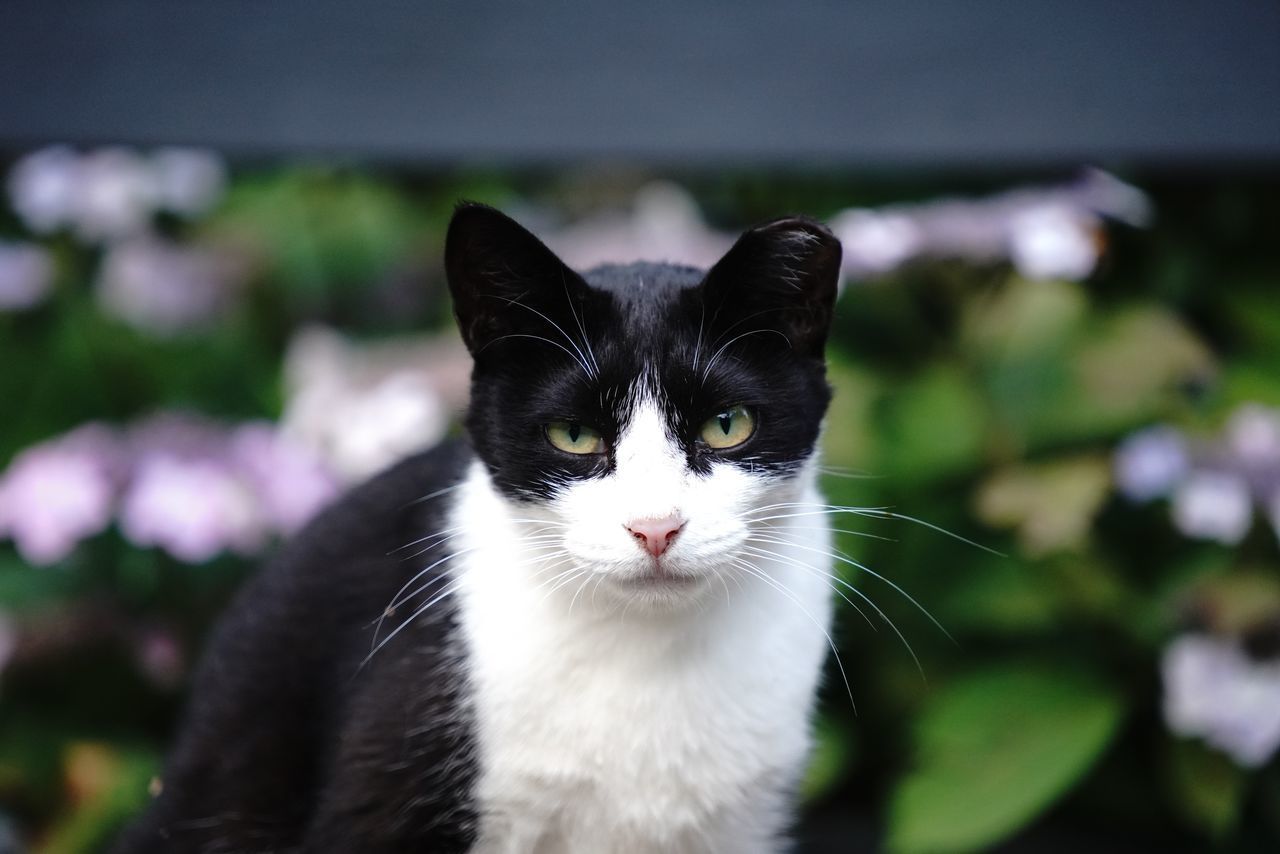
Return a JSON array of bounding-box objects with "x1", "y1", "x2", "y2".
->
[
  {"x1": 613, "y1": 562, "x2": 706, "y2": 593},
  {"x1": 621, "y1": 571, "x2": 700, "y2": 589}
]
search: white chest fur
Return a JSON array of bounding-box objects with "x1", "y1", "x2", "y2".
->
[{"x1": 452, "y1": 464, "x2": 833, "y2": 854}]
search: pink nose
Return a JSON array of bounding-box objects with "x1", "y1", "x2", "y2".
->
[{"x1": 625, "y1": 515, "x2": 685, "y2": 557}]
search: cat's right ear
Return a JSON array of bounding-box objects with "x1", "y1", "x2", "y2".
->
[{"x1": 445, "y1": 203, "x2": 587, "y2": 355}]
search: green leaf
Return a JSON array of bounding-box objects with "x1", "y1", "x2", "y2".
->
[
  {"x1": 933, "y1": 555, "x2": 1058, "y2": 636},
  {"x1": 1166, "y1": 738, "x2": 1245, "y2": 838},
  {"x1": 887, "y1": 664, "x2": 1124, "y2": 853},
  {"x1": 973, "y1": 456, "x2": 1112, "y2": 557},
  {"x1": 875, "y1": 367, "x2": 987, "y2": 483},
  {"x1": 0, "y1": 552, "x2": 78, "y2": 611},
  {"x1": 822, "y1": 356, "x2": 881, "y2": 474}
]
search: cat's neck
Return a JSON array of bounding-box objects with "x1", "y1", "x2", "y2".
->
[{"x1": 448, "y1": 459, "x2": 834, "y2": 853}]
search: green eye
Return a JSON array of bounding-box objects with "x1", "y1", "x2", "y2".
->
[
  {"x1": 546, "y1": 421, "x2": 605, "y2": 455},
  {"x1": 700, "y1": 406, "x2": 755, "y2": 450}
]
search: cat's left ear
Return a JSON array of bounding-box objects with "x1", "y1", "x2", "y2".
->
[{"x1": 701, "y1": 217, "x2": 842, "y2": 358}]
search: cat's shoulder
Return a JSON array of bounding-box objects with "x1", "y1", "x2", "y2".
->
[{"x1": 219, "y1": 436, "x2": 474, "y2": 637}]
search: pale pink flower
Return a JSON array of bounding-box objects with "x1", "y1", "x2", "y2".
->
[
  {"x1": 151, "y1": 148, "x2": 227, "y2": 216},
  {"x1": 831, "y1": 209, "x2": 923, "y2": 276},
  {"x1": 6, "y1": 146, "x2": 80, "y2": 234},
  {"x1": 282, "y1": 327, "x2": 459, "y2": 482},
  {"x1": 833, "y1": 169, "x2": 1148, "y2": 283},
  {"x1": 1008, "y1": 204, "x2": 1100, "y2": 281},
  {"x1": 1171, "y1": 471, "x2": 1253, "y2": 546},
  {"x1": 1226, "y1": 404, "x2": 1280, "y2": 468},
  {"x1": 544, "y1": 182, "x2": 733, "y2": 271},
  {"x1": 96, "y1": 234, "x2": 241, "y2": 335},
  {"x1": 120, "y1": 452, "x2": 264, "y2": 563},
  {"x1": 0, "y1": 426, "x2": 118, "y2": 565},
  {"x1": 73, "y1": 148, "x2": 157, "y2": 242},
  {"x1": 1163, "y1": 634, "x2": 1280, "y2": 767},
  {"x1": 0, "y1": 241, "x2": 53, "y2": 311},
  {"x1": 230, "y1": 422, "x2": 340, "y2": 534}
]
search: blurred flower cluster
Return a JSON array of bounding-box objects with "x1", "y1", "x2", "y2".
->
[
  {"x1": 832, "y1": 168, "x2": 1150, "y2": 281},
  {"x1": 0, "y1": 240, "x2": 53, "y2": 310},
  {"x1": 1114, "y1": 405, "x2": 1280, "y2": 545},
  {"x1": 8, "y1": 146, "x2": 225, "y2": 241},
  {"x1": 0, "y1": 414, "x2": 338, "y2": 566},
  {"x1": 543, "y1": 182, "x2": 733, "y2": 271},
  {"x1": 282, "y1": 326, "x2": 468, "y2": 483},
  {"x1": 1163, "y1": 633, "x2": 1280, "y2": 767},
  {"x1": 4, "y1": 146, "x2": 246, "y2": 335},
  {"x1": 539, "y1": 170, "x2": 1148, "y2": 289}
]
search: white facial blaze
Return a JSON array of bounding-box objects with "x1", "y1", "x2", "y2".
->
[
  {"x1": 545, "y1": 397, "x2": 779, "y2": 591},
  {"x1": 602, "y1": 399, "x2": 684, "y2": 518}
]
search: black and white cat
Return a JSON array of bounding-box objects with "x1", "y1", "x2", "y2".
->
[{"x1": 114, "y1": 204, "x2": 842, "y2": 854}]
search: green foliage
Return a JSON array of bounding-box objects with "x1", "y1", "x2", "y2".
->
[
  {"x1": 1167, "y1": 739, "x2": 1246, "y2": 839},
  {"x1": 887, "y1": 665, "x2": 1124, "y2": 853}
]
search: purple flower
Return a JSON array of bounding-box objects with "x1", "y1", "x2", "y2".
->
[
  {"x1": 831, "y1": 209, "x2": 922, "y2": 277},
  {"x1": 1171, "y1": 471, "x2": 1253, "y2": 546},
  {"x1": 117, "y1": 413, "x2": 342, "y2": 561},
  {"x1": 0, "y1": 425, "x2": 119, "y2": 565},
  {"x1": 230, "y1": 422, "x2": 339, "y2": 534},
  {"x1": 1163, "y1": 634, "x2": 1280, "y2": 767},
  {"x1": 1226, "y1": 404, "x2": 1280, "y2": 469},
  {"x1": 151, "y1": 148, "x2": 226, "y2": 217},
  {"x1": 1113, "y1": 425, "x2": 1190, "y2": 502},
  {"x1": 96, "y1": 234, "x2": 241, "y2": 335},
  {"x1": 282, "y1": 327, "x2": 455, "y2": 481},
  {"x1": 1, "y1": 413, "x2": 344, "y2": 566},
  {"x1": 0, "y1": 241, "x2": 53, "y2": 311},
  {"x1": 831, "y1": 169, "x2": 1148, "y2": 283},
  {"x1": 120, "y1": 452, "x2": 263, "y2": 563},
  {"x1": 543, "y1": 182, "x2": 733, "y2": 272},
  {"x1": 1007, "y1": 204, "x2": 1101, "y2": 281},
  {"x1": 117, "y1": 413, "x2": 266, "y2": 562},
  {"x1": 7, "y1": 146, "x2": 226, "y2": 243},
  {"x1": 72, "y1": 148, "x2": 157, "y2": 242},
  {"x1": 6, "y1": 146, "x2": 80, "y2": 234}
]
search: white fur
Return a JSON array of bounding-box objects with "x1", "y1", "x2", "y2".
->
[{"x1": 452, "y1": 401, "x2": 833, "y2": 854}]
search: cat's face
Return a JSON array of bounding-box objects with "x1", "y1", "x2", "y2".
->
[{"x1": 447, "y1": 204, "x2": 839, "y2": 611}]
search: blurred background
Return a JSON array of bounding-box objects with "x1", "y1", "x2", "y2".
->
[{"x1": 1, "y1": 2, "x2": 1279, "y2": 852}]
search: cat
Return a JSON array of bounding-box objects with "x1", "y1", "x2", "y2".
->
[{"x1": 112, "y1": 203, "x2": 842, "y2": 854}]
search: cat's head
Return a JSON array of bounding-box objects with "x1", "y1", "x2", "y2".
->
[{"x1": 447, "y1": 204, "x2": 839, "y2": 611}]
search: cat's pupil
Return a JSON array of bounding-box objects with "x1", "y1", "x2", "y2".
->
[
  {"x1": 568, "y1": 424, "x2": 581, "y2": 442},
  {"x1": 718, "y1": 413, "x2": 732, "y2": 434}
]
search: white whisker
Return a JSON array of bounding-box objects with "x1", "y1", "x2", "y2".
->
[{"x1": 728, "y1": 557, "x2": 856, "y2": 713}]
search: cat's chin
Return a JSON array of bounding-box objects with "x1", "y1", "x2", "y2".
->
[{"x1": 588, "y1": 564, "x2": 714, "y2": 612}]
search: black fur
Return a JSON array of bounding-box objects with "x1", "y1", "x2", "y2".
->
[
  {"x1": 112, "y1": 442, "x2": 479, "y2": 853},
  {"x1": 114, "y1": 204, "x2": 839, "y2": 852},
  {"x1": 450, "y1": 204, "x2": 839, "y2": 497}
]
